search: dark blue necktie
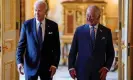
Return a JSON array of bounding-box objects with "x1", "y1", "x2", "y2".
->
[
  {"x1": 91, "y1": 26, "x2": 95, "y2": 47},
  {"x1": 37, "y1": 23, "x2": 42, "y2": 48}
]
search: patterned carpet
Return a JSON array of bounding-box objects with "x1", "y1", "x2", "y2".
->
[{"x1": 20, "y1": 66, "x2": 118, "y2": 80}]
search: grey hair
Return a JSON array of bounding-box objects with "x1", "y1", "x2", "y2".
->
[
  {"x1": 34, "y1": 0, "x2": 48, "y2": 12},
  {"x1": 86, "y1": 5, "x2": 101, "y2": 18}
]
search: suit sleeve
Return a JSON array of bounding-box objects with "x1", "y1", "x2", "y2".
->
[
  {"x1": 105, "y1": 29, "x2": 115, "y2": 70},
  {"x1": 16, "y1": 24, "x2": 27, "y2": 64},
  {"x1": 68, "y1": 28, "x2": 78, "y2": 69},
  {"x1": 52, "y1": 23, "x2": 61, "y2": 68}
]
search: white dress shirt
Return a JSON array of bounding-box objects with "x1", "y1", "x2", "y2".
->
[
  {"x1": 89, "y1": 24, "x2": 98, "y2": 38},
  {"x1": 36, "y1": 19, "x2": 45, "y2": 41}
]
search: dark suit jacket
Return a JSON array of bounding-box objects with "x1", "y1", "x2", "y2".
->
[
  {"x1": 16, "y1": 18, "x2": 60, "y2": 75},
  {"x1": 68, "y1": 24, "x2": 114, "y2": 80}
]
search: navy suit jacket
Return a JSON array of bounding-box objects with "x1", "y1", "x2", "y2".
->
[
  {"x1": 16, "y1": 18, "x2": 60, "y2": 75},
  {"x1": 68, "y1": 24, "x2": 114, "y2": 79}
]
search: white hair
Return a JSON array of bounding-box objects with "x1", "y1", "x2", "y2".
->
[
  {"x1": 86, "y1": 5, "x2": 101, "y2": 18},
  {"x1": 34, "y1": 0, "x2": 48, "y2": 11}
]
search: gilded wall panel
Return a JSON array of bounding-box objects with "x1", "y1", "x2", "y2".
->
[
  {"x1": 62, "y1": 1, "x2": 106, "y2": 35},
  {"x1": 65, "y1": 10, "x2": 75, "y2": 34},
  {"x1": 20, "y1": 0, "x2": 25, "y2": 23}
]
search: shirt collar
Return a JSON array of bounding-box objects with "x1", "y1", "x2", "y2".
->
[
  {"x1": 36, "y1": 18, "x2": 45, "y2": 26},
  {"x1": 89, "y1": 24, "x2": 99, "y2": 29}
]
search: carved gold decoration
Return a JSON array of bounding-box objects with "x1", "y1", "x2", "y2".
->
[
  {"x1": 76, "y1": 10, "x2": 83, "y2": 27},
  {"x1": 62, "y1": 1, "x2": 107, "y2": 35},
  {"x1": 4, "y1": 61, "x2": 14, "y2": 80},
  {"x1": 61, "y1": 35, "x2": 73, "y2": 44}
]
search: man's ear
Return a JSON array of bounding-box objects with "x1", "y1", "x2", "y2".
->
[{"x1": 97, "y1": 15, "x2": 100, "y2": 19}]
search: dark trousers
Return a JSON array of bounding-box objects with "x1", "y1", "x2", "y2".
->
[
  {"x1": 25, "y1": 69, "x2": 52, "y2": 80},
  {"x1": 25, "y1": 63, "x2": 52, "y2": 80},
  {"x1": 77, "y1": 71, "x2": 106, "y2": 80}
]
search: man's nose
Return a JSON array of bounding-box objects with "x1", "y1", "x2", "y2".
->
[
  {"x1": 87, "y1": 17, "x2": 92, "y2": 21},
  {"x1": 36, "y1": 11, "x2": 39, "y2": 15}
]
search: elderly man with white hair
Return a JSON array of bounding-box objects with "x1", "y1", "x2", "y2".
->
[
  {"x1": 68, "y1": 5, "x2": 115, "y2": 80},
  {"x1": 16, "y1": 0, "x2": 60, "y2": 80}
]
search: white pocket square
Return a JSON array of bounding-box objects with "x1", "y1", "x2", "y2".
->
[
  {"x1": 101, "y1": 37, "x2": 105, "y2": 40},
  {"x1": 48, "y1": 32, "x2": 53, "y2": 34}
]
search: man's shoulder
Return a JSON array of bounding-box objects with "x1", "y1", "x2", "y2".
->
[
  {"x1": 78, "y1": 24, "x2": 86, "y2": 28},
  {"x1": 23, "y1": 18, "x2": 34, "y2": 25},
  {"x1": 99, "y1": 24, "x2": 111, "y2": 32},
  {"x1": 76, "y1": 24, "x2": 87, "y2": 31},
  {"x1": 46, "y1": 18, "x2": 58, "y2": 25}
]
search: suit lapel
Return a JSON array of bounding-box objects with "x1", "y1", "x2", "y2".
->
[
  {"x1": 32, "y1": 18, "x2": 38, "y2": 44},
  {"x1": 84, "y1": 24, "x2": 93, "y2": 50},
  {"x1": 43, "y1": 18, "x2": 48, "y2": 42},
  {"x1": 94, "y1": 24, "x2": 103, "y2": 49},
  {"x1": 84, "y1": 24, "x2": 91, "y2": 40}
]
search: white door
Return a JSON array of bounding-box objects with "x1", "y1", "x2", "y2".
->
[
  {"x1": 0, "y1": 0, "x2": 20, "y2": 80},
  {"x1": 118, "y1": 0, "x2": 130, "y2": 80}
]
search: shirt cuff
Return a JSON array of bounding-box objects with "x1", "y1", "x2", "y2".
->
[
  {"x1": 51, "y1": 65, "x2": 56, "y2": 69},
  {"x1": 104, "y1": 67, "x2": 109, "y2": 71},
  {"x1": 69, "y1": 68, "x2": 75, "y2": 71}
]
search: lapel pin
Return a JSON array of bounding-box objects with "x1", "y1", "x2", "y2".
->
[{"x1": 100, "y1": 29, "x2": 102, "y2": 32}]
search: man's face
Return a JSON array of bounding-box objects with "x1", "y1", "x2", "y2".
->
[
  {"x1": 86, "y1": 9, "x2": 100, "y2": 26},
  {"x1": 34, "y1": 3, "x2": 46, "y2": 22}
]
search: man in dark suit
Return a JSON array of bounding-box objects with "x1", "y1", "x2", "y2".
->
[
  {"x1": 16, "y1": 0, "x2": 60, "y2": 80},
  {"x1": 68, "y1": 5, "x2": 114, "y2": 80}
]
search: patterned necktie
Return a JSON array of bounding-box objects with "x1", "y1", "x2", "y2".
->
[
  {"x1": 91, "y1": 26, "x2": 95, "y2": 47},
  {"x1": 37, "y1": 22, "x2": 42, "y2": 47}
]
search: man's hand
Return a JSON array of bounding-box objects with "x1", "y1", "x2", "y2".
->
[
  {"x1": 69, "y1": 68, "x2": 76, "y2": 79},
  {"x1": 99, "y1": 67, "x2": 108, "y2": 80},
  {"x1": 49, "y1": 66, "x2": 56, "y2": 78},
  {"x1": 17, "y1": 63, "x2": 24, "y2": 75}
]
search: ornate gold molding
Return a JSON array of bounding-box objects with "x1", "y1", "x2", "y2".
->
[{"x1": 62, "y1": 1, "x2": 107, "y2": 35}]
